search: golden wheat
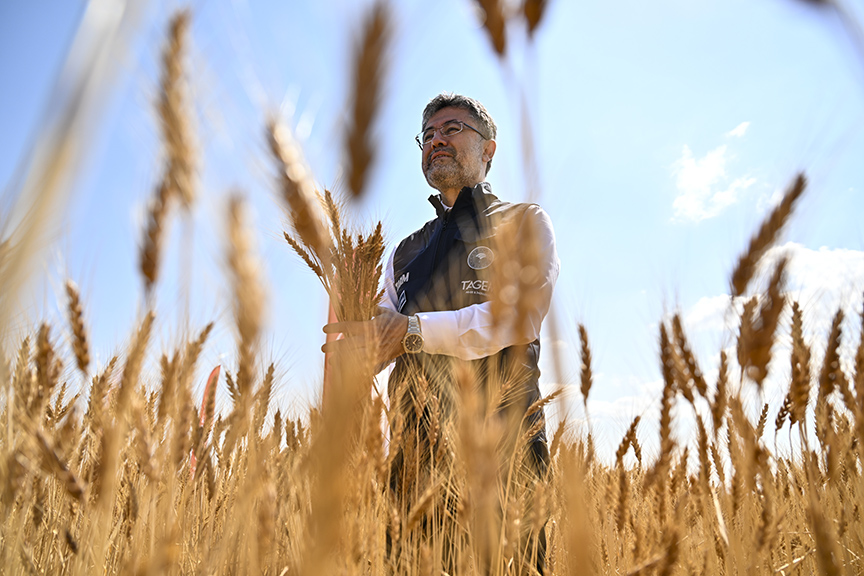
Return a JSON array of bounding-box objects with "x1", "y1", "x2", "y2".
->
[
  {"x1": 344, "y1": 1, "x2": 389, "y2": 199},
  {"x1": 5, "y1": 5, "x2": 864, "y2": 576}
]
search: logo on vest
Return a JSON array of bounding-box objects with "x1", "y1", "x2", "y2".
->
[
  {"x1": 467, "y1": 246, "x2": 494, "y2": 270},
  {"x1": 395, "y1": 271, "x2": 410, "y2": 291},
  {"x1": 461, "y1": 279, "x2": 490, "y2": 295}
]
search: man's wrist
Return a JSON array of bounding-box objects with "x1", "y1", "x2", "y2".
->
[{"x1": 401, "y1": 315, "x2": 424, "y2": 354}]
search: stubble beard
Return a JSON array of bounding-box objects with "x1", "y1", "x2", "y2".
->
[
  {"x1": 423, "y1": 146, "x2": 483, "y2": 193},
  {"x1": 424, "y1": 158, "x2": 465, "y2": 191}
]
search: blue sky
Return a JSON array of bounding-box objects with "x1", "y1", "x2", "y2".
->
[{"x1": 3, "y1": 0, "x2": 864, "y2": 459}]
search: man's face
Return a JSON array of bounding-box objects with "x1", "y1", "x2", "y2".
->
[{"x1": 420, "y1": 107, "x2": 492, "y2": 193}]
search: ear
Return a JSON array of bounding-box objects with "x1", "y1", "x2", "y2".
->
[{"x1": 482, "y1": 139, "x2": 497, "y2": 163}]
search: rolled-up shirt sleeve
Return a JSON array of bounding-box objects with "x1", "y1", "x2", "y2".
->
[{"x1": 383, "y1": 205, "x2": 559, "y2": 361}]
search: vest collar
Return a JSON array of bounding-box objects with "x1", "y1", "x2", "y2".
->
[{"x1": 427, "y1": 182, "x2": 497, "y2": 218}]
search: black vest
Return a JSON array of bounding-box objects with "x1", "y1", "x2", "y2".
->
[{"x1": 388, "y1": 183, "x2": 545, "y2": 442}]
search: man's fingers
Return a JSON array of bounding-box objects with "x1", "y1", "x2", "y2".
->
[
  {"x1": 323, "y1": 320, "x2": 366, "y2": 335},
  {"x1": 321, "y1": 336, "x2": 379, "y2": 355},
  {"x1": 322, "y1": 338, "x2": 356, "y2": 354}
]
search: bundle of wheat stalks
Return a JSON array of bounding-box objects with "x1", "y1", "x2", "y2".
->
[{"x1": 3, "y1": 5, "x2": 864, "y2": 576}]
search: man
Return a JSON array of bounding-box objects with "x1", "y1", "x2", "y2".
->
[{"x1": 324, "y1": 93, "x2": 559, "y2": 573}]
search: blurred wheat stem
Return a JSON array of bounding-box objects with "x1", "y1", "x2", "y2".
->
[
  {"x1": 344, "y1": 1, "x2": 390, "y2": 199},
  {"x1": 0, "y1": 0, "x2": 143, "y2": 332},
  {"x1": 159, "y1": 10, "x2": 197, "y2": 209},
  {"x1": 140, "y1": 9, "x2": 198, "y2": 296},
  {"x1": 474, "y1": 0, "x2": 507, "y2": 56},
  {"x1": 524, "y1": 0, "x2": 549, "y2": 37},
  {"x1": 227, "y1": 196, "x2": 264, "y2": 399}
]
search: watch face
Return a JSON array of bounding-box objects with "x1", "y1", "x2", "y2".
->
[{"x1": 403, "y1": 333, "x2": 423, "y2": 353}]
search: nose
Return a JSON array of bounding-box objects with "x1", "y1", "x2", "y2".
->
[{"x1": 429, "y1": 127, "x2": 448, "y2": 148}]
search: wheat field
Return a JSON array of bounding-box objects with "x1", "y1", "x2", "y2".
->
[{"x1": 3, "y1": 3, "x2": 864, "y2": 576}]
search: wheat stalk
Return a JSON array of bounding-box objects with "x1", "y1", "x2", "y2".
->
[
  {"x1": 578, "y1": 324, "x2": 593, "y2": 412},
  {"x1": 647, "y1": 322, "x2": 676, "y2": 496},
  {"x1": 344, "y1": 1, "x2": 389, "y2": 199},
  {"x1": 738, "y1": 261, "x2": 786, "y2": 388},
  {"x1": 117, "y1": 310, "x2": 155, "y2": 416},
  {"x1": 85, "y1": 356, "x2": 117, "y2": 429},
  {"x1": 524, "y1": 0, "x2": 548, "y2": 38},
  {"x1": 139, "y1": 180, "x2": 170, "y2": 295},
  {"x1": 615, "y1": 415, "x2": 641, "y2": 468},
  {"x1": 474, "y1": 0, "x2": 507, "y2": 56},
  {"x1": 818, "y1": 308, "x2": 846, "y2": 406},
  {"x1": 64, "y1": 280, "x2": 90, "y2": 376},
  {"x1": 34, "y1": 430, "x2": 84, "y2": 502},
  {"x1": 285, "y1": 190, "x2": 385, "y2": 323},
  {"x1": 854, "y1": 294, "x2": 864, "y2": 409},
  {"x1": 711, "y1": 351, "x2": 728, "y2": 437},
  {"x1": 227, "y1": 196, "x2": 264, "y2": 400},
  {"x1": 729, "y1": 173, "x2": 805, "y2": 297},
  {"x1": 671, "y1": 314, "x2": 706, "y2": 397},
  {"x1": 267, "y1": 117, "x2": 330, "y2": 261},
  {"x1": 159, "y1": 10, "x2": 196, "y2": 209},
  {"x1": 789, "y1": 301, "x2": 812, "y2": 427}
]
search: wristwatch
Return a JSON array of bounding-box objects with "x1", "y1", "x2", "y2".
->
[{"x1": 402, "y1": 315, "x2": 424, "y2": 354}]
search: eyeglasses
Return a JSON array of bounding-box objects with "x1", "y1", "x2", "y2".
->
[{"x1": 414, "y1": 120, "x2": 487, "y2": 149}]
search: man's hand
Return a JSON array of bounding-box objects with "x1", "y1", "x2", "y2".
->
[{"x1": 322, "y1": 307, "x2": 409, "y2": 369}]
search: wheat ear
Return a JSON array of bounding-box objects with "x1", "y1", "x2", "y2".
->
[
  {"x1": 789, "y1": 301, "x2": 811, "y2": 426},
  {"x1": 817, "y1": 308, "x2": 846, "y2": 406},
  {"x1": 227, "y1": 196, "x2": 264, "y2": 400},
  {"x1": 34, "y1": 430, "x2": 84, "y2": 502},
  {"x1": 578, "y1": 324, "x2": 593, "y2": 413},
  {"x1": 344, "y1": 1, "x2": 389, "y2": 199},
  {"x1": 739, "y1": 256, "x2": 788, "y2": 387},
  {"x1": 159, "y1": 10, "x2": 197, "y2": 209},
  {"x1": 647, "y1": 322, "x2": 676, "y2": 492},
  {"x1": 524, "y1": 0, "x2": 548, "y2": 38},
  {"x1": 671, "y1": 314, "x2": 706, "y2": 397},
  {"x1": 615, "y1": 415, "x2": 641, "y2": 468},
  {"x1": 140, "y1": 180, "x2": 170, "y2": 295},
  {"x1": 729, "y1": 173, "x2": 804, "y2": 297},
  {"x1": 267, "y1": 117, "x2": 330, "y2": 260},
  {"x1": 64, "y1": 280, "x2": 90, "y2": 376},
  {"x1": 853, "y1": 292, "x2": 864, "y2": 408},
  {"x1": 117, "y1": 311, "x2": 155, "y2": 416},
  {"x1": 475, "y1": 0, "x2": 507, "y2": 56}
]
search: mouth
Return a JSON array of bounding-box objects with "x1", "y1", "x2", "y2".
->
[{"x1": 427, "y1": 150, "x2": 453, "y2": 164}]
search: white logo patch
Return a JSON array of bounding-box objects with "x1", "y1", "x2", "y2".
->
[
  {"x1": 462, "y1": 280, "x2": 490, "y2": 295},
  {"x1": 395, "y1": 272, "x2": 410, "y2": 291},
  {"x1": 467, "y1": 246, "x2": 494, "y2": 270}
]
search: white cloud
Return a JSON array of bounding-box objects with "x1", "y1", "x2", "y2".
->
[
  {"x1": 684, "y1": 294, "x2": 738, "y2": 334},
  {"x1": 766, "y1": 242, "x2": 864, "y2": 341},
  {"x1": 671, "y1": 144, "x2": 755, "y2": 222},
  {"x1": 727, "y1": 121, "x2": 750, "y2": 138},
  {"x1": 680, "y1": 243, "x2": 864, "y2": 398},
  {"x1": 684, "y1": 243, "x2": 864, "y2": 337}
]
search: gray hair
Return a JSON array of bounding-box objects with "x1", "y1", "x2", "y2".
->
[{"x1": 421, "y1": 93, "x2": 497, "y2": 174}]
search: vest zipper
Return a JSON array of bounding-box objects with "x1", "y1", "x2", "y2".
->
[{"x1": 430, "y1": 210, "x2": 450, "y2": 276}]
